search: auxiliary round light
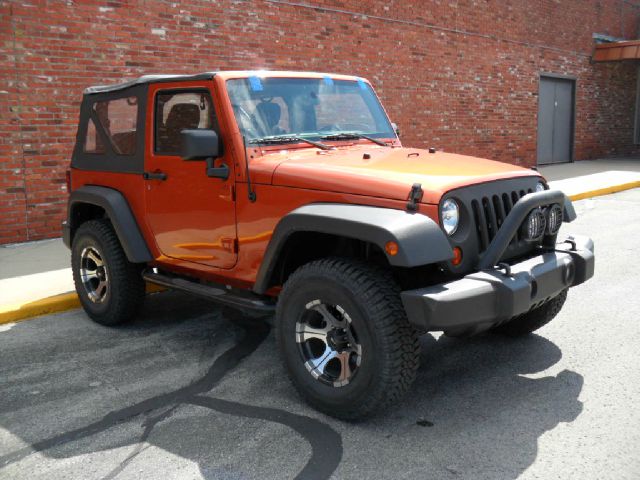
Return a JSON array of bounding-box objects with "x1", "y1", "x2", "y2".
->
[
  {"x1": 522, "y1": 209, "x2": 546, "y2": 242},
  {"x1": 441, "y1": 198, "x2": 460, "y2": 236},
  {"x1": 546, "y1": 204, "x2": 563, "y2": 235}
]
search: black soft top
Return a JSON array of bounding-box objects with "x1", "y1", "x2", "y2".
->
[{"x1": 84, "y1": 72, "x2": 217, "y2": 95}]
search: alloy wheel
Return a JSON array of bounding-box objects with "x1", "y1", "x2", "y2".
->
[
  {"x1": 295, "y1": 299, "x2": 362, "y2": 387},
  {"x1": 79, "y1": 246, "x2": 109, "y2": 303}
]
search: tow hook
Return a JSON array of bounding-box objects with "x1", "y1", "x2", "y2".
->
[
  {"x1": 496, "y1": 262, "x2": 512, "y2": 276},
  {"x1": 563, "y1": 236, "x2": 578, "y2": 251}
]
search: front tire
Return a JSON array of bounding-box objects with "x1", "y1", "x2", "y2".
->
[
  {"x1": 492, "y1": 289, "x2": 568, "y2": 337},
  {"x1": 276, "y1": 258, "x2": 420, "y2": 421},
  {"x1": 72, "y1": 219, "x2": 145, "y2": 326}
]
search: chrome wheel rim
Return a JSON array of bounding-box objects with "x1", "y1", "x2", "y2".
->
[
  {"x1": 79, "y1": 246, "x2": 109, "y2": 303},
  {"x1": 296, "y1": 299, "x2": 362, "y2": 387}
]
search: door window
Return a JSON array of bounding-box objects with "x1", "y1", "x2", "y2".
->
[{"x1": 155, "y1": 91, "x2": 217, "y2": 155}]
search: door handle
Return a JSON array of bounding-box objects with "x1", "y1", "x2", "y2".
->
[{"x1": 143, "y1": 171, "x2": 167, "y2": 181}]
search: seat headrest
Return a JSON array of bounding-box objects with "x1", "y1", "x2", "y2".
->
[
  {"x1": 255, "y1": 101, "x2": 281, "y2": 129},
  {"x1": 166, "y1": 103, "x2": 200, "y2": 131}
]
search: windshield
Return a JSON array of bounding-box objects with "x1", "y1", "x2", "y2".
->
[{"x1": 226, "y1": 77, "x2": 395, "y2": 144}]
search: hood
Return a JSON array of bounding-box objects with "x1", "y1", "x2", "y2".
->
[{"x1": 253, "y1": 145, "x2": 541, "y2": 204}]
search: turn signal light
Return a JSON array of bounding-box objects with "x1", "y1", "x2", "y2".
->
[
  {"x1": 452, "y1": 247, "x2": 463, "y2": 266},
  {"x1": 385, "y1": 241, "x2": 399, "y2": 256}
]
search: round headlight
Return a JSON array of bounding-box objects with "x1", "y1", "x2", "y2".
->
[
  {"x1": 441, "y1": 199, "x2": 460, "y2": 236},
  {"x1": 522, "y1": 209, "x2": 546, "y2": 242},
  {"x1": 546, "y1": 204, "x2": 563, "y2": 235},
  {"x1": 535, "y1": 182, "x2": 546, "y2": 192}
]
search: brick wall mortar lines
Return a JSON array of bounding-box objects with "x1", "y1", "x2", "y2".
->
[
  {"x1": 0, "y1": 0, "x2": 639, "y2": 244},
  {"x1": 9, "y1": 2, "x2": 28, "y2": 241},
  {"x1": 268, "y1": 0, "x2": 593, "y2": 58}
]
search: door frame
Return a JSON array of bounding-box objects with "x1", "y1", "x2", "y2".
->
[
  {"x1": 143, "y1": 80, "x2": 238, "y2": 270},
  {"x1": 536, "y1": 72, "x2": 577, "y2": 166}
]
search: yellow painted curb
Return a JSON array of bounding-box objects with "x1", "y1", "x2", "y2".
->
[
  {"x1": 0, "y1": 283, "x2": 166, "y2": 326},
  {"x1": 0, "y1": 293, "x2": 80, "y2": 325},
  {"x1": 567, "y1": 180, "x2": 640, "y2": 201}
]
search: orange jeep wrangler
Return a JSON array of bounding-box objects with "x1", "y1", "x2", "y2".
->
[{"x1": 63, "y1": 71, "x2": 594, "y2": 420}]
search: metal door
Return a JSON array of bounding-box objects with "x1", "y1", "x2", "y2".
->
[{"x1": 537, "y1": 76, "x2": 574, "y2": 165}]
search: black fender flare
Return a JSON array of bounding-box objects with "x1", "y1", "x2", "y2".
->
[
  {"x1": 253, "y1": 203, "x2": 453, "y2": 294},
  {"x1": 65, "y1": 185, "x2": 153, "y2": 263}
]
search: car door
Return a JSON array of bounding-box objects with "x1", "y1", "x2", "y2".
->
[{"x1": 143, "y1": 81, "x2": 237, "y2": 269}]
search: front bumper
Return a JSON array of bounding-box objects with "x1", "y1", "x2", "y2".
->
[{"x1": 401, "y1": 235, "x2": 594, "y2": 334}]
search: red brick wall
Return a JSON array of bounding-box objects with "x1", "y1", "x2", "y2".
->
[{"x1": 1, "y1": 0, "x2": 639, "y2": 244}]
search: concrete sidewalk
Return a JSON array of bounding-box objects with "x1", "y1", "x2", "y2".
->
[
  {"x1": 0, "y1": 241, "x2": 78, "y2": 323},
  {"x1": 0, "y1": 157, "x2": 638, "y2": 324},
  {"x1": 540, "y1": 157, "x2": 640, "y2": 200}
]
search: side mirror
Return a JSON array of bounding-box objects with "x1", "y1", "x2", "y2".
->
[
  {"x1": 180, "y1": 130, "x2": 228, "y2": 180},
  {"x1": 391, "y1": 122, "x2": 400, "y2": 137},
  {"x1": 180, "y1": 129, "x2": 221, "y2": 160}
]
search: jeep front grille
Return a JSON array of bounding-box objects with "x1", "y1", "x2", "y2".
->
[
  {"x1": 470, "y1": 187, "x2": 534, "y2": 252},
  {"x1": 442, "y1": 177, "x2": 542, "y2": 274}
]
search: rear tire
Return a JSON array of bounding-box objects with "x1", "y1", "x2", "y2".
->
[
  {"x1": 276, "y1": 258, "x2": 420, "y2": 421},
  {"x1": 492, "y1": 290, "x2": 568, "y2": 337},
  {"x1": 72, "y1": 219, "x2": 145, "y2": 326}
]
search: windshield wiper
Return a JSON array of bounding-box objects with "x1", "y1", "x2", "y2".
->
[
  {"x1": 320, "y1": 132, "x2": 388, "y2": 147},
  {"x1": 248, "y1": 135, "x2": 332, "y2": 150}
]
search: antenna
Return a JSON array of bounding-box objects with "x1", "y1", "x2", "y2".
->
[{"x1": 242, "y1": 135, "x2": 257, "y2": 202}]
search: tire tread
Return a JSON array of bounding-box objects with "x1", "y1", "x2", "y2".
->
[
  {"x1": 72, "y1": 219, "x2": 144, "y2": 326},
  {"x1": 492, "y1": 289, "x2": 568, "y2": 337},
  {"x1": 276, "y1": 257, "x2": 420, "y2": 420}
]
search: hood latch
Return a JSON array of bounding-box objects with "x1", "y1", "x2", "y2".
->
[{"x1": 406, "y1": 183, "x2": 424, "y2": 212}]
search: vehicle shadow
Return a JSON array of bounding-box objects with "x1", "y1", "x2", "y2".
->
[
  {"x1": 381, "y1": 332, "x2": 584, "y2": 479},
  {"x1": 0, "y1": 292, "x2": 342, "y2": 480},
  {"x1": 0, "y1": 291, "x2": 583, "y2": 480}
]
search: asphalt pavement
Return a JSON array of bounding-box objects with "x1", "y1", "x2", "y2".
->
[{"x1": 1, "y1": 189, "x2": 639, "y2": 480}]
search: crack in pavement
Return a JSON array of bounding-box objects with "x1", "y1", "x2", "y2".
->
[{"x1": 0, "y1": 317, "x2": 343, "y2": 479}]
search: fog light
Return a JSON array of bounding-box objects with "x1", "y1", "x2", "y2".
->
[
  {"x1": 522, "y1": 209, "x2": 546, "y2": 242},
  {"x1": 546, "y1": 204, "x2": 563, "y2": 235}
]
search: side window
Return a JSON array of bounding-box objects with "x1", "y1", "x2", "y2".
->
[
  {"x1": 84, "y1": 117, "x2": 106, "y2": 154},
  {"x1": 84, "y1": 97, "x2": 138, "y2": 155},
  {"x1": 155, "y1": 91, "x2": 216, "y2": 154}
]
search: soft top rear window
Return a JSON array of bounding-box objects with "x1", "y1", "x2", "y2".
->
[
  {"x1": 72, "y1": 84, "x2": 146, "y2": 174},
  {"x1": 84, "y1": 96, "x2": 138, "y2": 155}
]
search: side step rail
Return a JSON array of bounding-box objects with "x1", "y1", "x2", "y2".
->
[{"x1": 143, "y1": 270, "x2": 276, "y2": 316}]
